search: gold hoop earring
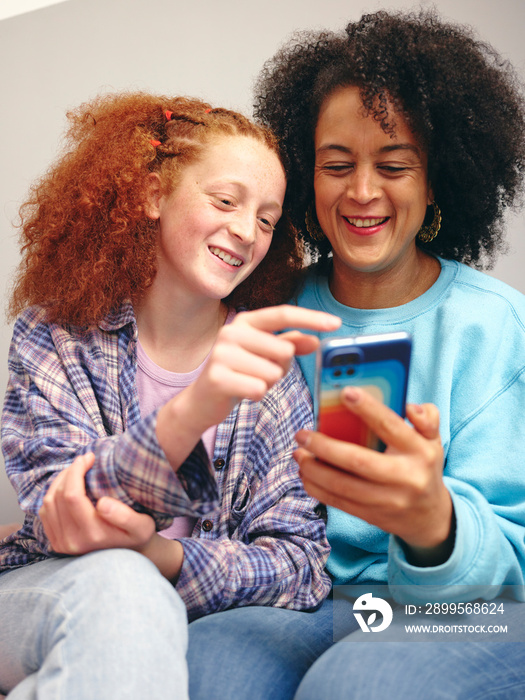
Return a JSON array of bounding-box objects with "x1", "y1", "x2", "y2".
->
[
  {"x1": 305, "y1": 203, "x2": 325, "y2": 241},
  {"x1": 418, "y1": 201, "x2": 442, "y2": 243}
]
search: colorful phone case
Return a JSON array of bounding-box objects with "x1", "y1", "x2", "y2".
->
[{"x1": 316, "y1": 332, "x2": 412, "y2": 451}]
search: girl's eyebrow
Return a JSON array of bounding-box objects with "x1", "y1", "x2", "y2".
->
[{"x1": 207, "y1": 180, "x2": 283, "y2": 213}]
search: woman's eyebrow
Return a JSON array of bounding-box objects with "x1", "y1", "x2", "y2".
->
[
  {"x1": 379, "y1": 144, "x2": 421, "y2": 157},
  {"x1": 315, "y1": 144, "x2": 352, "y2": 155},
  {"x1": 316, "y1": 143, "x2": 421, "y2": 156}
]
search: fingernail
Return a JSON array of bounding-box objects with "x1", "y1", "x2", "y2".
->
[
  {"x1": 295, "y1": 430, "x2": 312, "y2": 447},
  {"x1": 327, "y1": 315, "x2": 342, "y2": 328},
  {"x1": 409, "y1": 403, "x2": 424, "y2": 414},
  {"x1": 342, "y1": 387, "x2": 360, "y2": 403}
]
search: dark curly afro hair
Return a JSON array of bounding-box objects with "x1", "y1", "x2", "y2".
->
[{"x1": 254, "y1": 8, "x2": 525, "y2": 269}]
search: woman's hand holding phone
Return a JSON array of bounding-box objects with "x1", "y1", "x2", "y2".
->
[{"x1": 295, "y1": 385, "x2": 454, "y2": 564}]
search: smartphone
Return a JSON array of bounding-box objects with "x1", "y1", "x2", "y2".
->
[{"x1": 315, "y1": 331, "x2": 412, "y2": 451}]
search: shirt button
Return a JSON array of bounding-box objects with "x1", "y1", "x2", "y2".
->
[
  {"x1": 214, "y1": 458, "x2": 225, "y2": 470},
  {"x1": 202, "y1": 520, "x2": 213, "y2": 532}
]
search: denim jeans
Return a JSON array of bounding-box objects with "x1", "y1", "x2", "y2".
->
[
  {"x1": 187, "y1": 595, "x2": 525, "y2": 700},
  {"x1": 187, "y1": 595, "x2": 336, "y2": 699},
  {"x1": 0, "y1": 549, "x2": 188, "y2": 699}
]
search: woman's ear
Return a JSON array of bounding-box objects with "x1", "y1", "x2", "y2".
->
[
  {"x1": 144, "y1": 173, "x2": 162, "y2": 220},
  {"x1": 428, "y1": 182, "x2": 434, "y2": 206}
]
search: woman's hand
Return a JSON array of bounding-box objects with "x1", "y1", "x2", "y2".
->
[
  {"x1": 39, "y1": 454, "x2": 184, "y2": 580},
  {"x1": 294, "y1": 387, "x2": 453, "y2": 560},
  {"x1": 157, "y1": 305, "x2": 341, "y2": 470}
]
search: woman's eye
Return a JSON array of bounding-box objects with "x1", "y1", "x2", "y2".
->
[
  {"x1": 322, "y1": 164, "x2": 353, "y2": 173},
  {"x1": 379, "y1": 165, "x2": 408, "y2": 174}
]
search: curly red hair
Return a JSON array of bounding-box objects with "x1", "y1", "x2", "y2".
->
[{"x1": 9, "y1": 92, "x2": 302, "y2": 326}]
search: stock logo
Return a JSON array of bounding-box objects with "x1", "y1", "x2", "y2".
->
[{"x1": 353, "y1": 593, "x2": 393, "y2": 633}]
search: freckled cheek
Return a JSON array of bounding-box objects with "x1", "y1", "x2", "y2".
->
[{"x1": 158, "y1": 222, "x2": 200, "y2": 260}]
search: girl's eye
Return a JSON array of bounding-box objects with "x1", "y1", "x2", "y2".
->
[
  {"x1": 212, "y1": 195, "x2": 236, "y2": 209},
  {"x1": 258, "y1": 217, "x2": 275, "y2": 233}
]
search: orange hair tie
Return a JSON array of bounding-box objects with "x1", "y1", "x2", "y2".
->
[
  {"x1": 165, "y1": 110, "x2": 173, "y2": 120},
  {"x1": 150, "y1": 139, "x2": 161, "y2": 147}
]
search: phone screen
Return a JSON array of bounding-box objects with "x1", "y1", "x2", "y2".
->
[{"x1": 316, "y1": 334, "x2": 411, "y2": 451}]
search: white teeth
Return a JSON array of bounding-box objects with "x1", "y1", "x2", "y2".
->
[
  {"x1": 209, "y1": 247, "x2": 243, "y2": 267},
  {"x1": 346, "y1": 217, "x2": 387, "y2": 228}
]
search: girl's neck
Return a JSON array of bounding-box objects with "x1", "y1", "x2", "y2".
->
[{"x1": 134, "y1": 281, "x2": 228, "y2": 373}]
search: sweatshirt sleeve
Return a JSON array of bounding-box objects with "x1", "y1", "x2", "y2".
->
[{"x1": 388, "y1": 369, "x2": 525, "y2": 603}]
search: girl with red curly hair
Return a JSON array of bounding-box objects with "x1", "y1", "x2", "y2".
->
[{"x1": 0, "y1": 91, "x2": 339, "y2": 698}]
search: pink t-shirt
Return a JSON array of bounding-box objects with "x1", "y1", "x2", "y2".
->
[
  {"x1": 136, "y1": 310, "x2": 235, "y2": 538},
  {"x1": 136, "y1": 341, "x2": 217, "y2": 538}
]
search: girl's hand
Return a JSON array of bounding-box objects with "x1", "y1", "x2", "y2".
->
[
  {"x1": 40, "y1": 453, "x2": 157, "y2": 555},
  {"x1": 191, "y1": 305, "x2": 340, "y2": 422},
  {"x1": 40, "y1": 453, "x2": 185, "y2": 580},
  {"x1": 157, "y1": 305, "x2": 341, "y2": 469},
  {"x1": 294, "y1": 387, "x2": 453, "y2": 557}
]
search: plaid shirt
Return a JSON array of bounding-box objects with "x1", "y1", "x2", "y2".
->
[{"x1": 1, "y1": 304, "x2": 331, "y2": 620}]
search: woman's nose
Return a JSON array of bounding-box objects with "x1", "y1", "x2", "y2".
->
[{"x1": 346, "y1": 168, "x2": 381, "y2": 204}]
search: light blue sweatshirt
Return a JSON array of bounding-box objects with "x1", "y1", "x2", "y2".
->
[{"x1": 295, "y1": 258, "x2": 525, "y2": 603}]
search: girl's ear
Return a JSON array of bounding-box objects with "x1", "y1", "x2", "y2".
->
[{"x1": 144, "y1": 173, "x2": 162, "y2": 220}]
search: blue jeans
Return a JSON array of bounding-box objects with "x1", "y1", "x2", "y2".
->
[
  {"x1": 187, "y1": 595, "x2": 336, "y2": 699},
  {"x1": 187, "y1": 595, "x2": 525, "y2": 700},
  {"x1": 0, "y1": 549, "x2": 188, "y2": 699}
]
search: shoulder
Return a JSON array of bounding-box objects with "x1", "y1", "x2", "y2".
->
[
  {"x1": 433, "y1": 260, "x2": 525, "y2": 371},
  {"x1": 9, "y1": 306, "x2": 121, "y2": 374},
  {"x1": 443, "y1": 259, "x2": 525, "y2": 323},
  {"x1": 12, "y1": 306, "x2": 51, "y2": 342},
  {"x1": 436, "y1": 261, "x2": 525, "y2": 409},
  {"x1": 11, "y1": 302, "x2": 136, "y2": 349},
  {"x1": 9, "y1": 307, "x2": 63, "y2": 369}
]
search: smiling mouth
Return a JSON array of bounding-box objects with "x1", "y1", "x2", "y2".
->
[
  {"x1": 209, "y1": 246, "x2": 243, "y2": 267},
  {"x1": 344, "y1": 217, "x2": 389, "y2": 228}
]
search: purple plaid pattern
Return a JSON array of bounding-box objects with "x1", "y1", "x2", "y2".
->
[{"x1": 1, "y1": 304, "x2": 331, "y2": 619}]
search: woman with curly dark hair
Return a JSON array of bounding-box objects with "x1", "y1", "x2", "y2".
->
[
  {"x1": 0, "y1": 91, "x2": 341, "y2": 698},
  {"x1": 187, "y1": 9, "x2": 525, "y2": 700}
]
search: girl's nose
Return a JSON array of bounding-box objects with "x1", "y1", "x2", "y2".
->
[{"x1": 228, "y1": 215, "x2": 256, "y2": 244}]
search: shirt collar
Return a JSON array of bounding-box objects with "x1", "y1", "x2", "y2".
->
[{"x1": 98, "y1": 300, "x2": 136, "y2": 332}]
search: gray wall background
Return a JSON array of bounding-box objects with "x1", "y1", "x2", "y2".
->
[{"x1": 1, "y1": 0, "x2": 524, "y2": 523}]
